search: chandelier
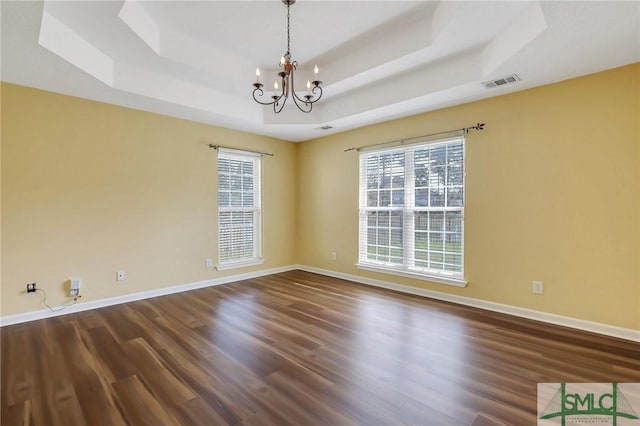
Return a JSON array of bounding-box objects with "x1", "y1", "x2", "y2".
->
[{"x1": 252, "y1": 0, "x2": 323, "y2": 113}]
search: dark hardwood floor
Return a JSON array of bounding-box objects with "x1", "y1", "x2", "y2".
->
[{"x1": 2, "y1": 270, "x2": 639, "y2": 425}]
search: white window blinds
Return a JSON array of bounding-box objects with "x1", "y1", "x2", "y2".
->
[
  {"x1": 217, "y1": 148, "x2": 262, "y2": 269},
  {"x1": 358, "y1": 136, "x2": 465, "y2": 285}
]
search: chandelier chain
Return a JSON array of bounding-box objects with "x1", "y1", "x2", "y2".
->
[{"x1": 286, "y1": 3, "x2": 291, "y2": 55}]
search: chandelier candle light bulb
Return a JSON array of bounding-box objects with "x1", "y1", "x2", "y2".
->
[{"x1": 251, "y1": 0, "x2": 323, "y2": 113}]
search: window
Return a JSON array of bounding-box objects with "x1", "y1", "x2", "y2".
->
[
  {"x1": 217, "y1": 148, "x2": 263, "y2": 270},
  {"x1": 358, "y1": 136, "x2": 466, "y2": 286}
]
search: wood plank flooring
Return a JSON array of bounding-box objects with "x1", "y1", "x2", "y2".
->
[{"x1": 2, "y1": 270, "x2": 639, "y2": 425}]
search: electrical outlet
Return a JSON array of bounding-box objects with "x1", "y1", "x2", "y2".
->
[
  {"x1": 26, "y1": 283, "x2": 36, "y2": 293},
  {"x1": 206, "y1": 258, "x2": 213, "y2": 268},
  {"x1": 116, "y1": 271, "x2": 125, "y2": 281},
  {"x1": 533, "y1": 280, "x2": 544, "y2": 295},
  {"x1": 331, "y1": 252, "x2": 337, "y2": 261},
  {"x1": 70, "y1": 278, "x2": 81, "y2": 297}
]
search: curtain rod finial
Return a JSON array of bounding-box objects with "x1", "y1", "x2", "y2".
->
[{"x1": 464, "y1": 123, "x2": 485, "y2": 134}]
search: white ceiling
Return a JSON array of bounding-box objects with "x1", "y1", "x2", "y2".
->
[{"x1": 2, "y1": 1, "x2": 639, "y2": 142}]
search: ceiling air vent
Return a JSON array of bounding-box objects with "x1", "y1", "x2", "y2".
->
[
  {"x1": 316, "y1": 125, "x2": 334, "y2": 131},
  {"x1": 482, "y1": 74, "x2": 521, "y2": 89}
]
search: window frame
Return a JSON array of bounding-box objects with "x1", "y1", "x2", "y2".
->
[
  {"x1": 357, "y1": 136, "x2": 467, "y2": 287},
  {"x1": 216, "y1": 148, "x2": 264, "y2": 271}
]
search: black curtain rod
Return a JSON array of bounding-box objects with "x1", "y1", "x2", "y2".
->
[
  {"x1": 344, "y1": 123, "x2": 485, "y2": 153},
  {"x1": 208, "y1": 144, "x2": 274, "y2": 157}
]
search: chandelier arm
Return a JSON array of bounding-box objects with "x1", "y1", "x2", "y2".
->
[
  {"x1": 287, "y1": 66, "x2": 312, "y2": 113},
  {"x1": 272, "y1": 72, "x2": 288, "y2": 113},
  {"x1": 311, "y1": 85, "x2": 323, "y2": 102},
  {"x1": 291, "y1": 83, "x2": 322, "y2": 110},
  {"x1": 291, "y1": 90, "x2": 314, "y2": 109},
  {"x1": 274, "y1": 72, "x2": 288, "y2": 106},
  {"x1": 253, "y1": 90, "x2": 282, "y2": 106},
  {"x1": 283, "y1": 73, "x2": 289, "y2": 99},
  {"x1": 252, "y1": 88, "x2": 277, "y2": 106},
  {"x1": 290, "y1": 84, "x2": 322, "y2": 104},
  {"x1": 253, "y1": 85, "x2": 290, "y2": 107},
  {"x1": 292, "y1": 82, "x2": 313, "y2": 113},
  {"x1": 273, "y1": 96, "x2": 287, "y2": 113},
  {"x1": 291, "y1": 91, "x2": 313, "y2": 113}
]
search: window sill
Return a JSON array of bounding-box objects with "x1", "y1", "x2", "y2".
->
[
  {"x1": 216, "y1": 258, "x2": 265, "y2": 271},
  {"x1": 356, "y1": 263, "x2": 468, "y2": 288}
]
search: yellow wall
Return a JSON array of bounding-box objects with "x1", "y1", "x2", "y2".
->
[
  {"x1": 637, "y1": 63, "x2": 640, "y2": 333},
  {"x1": 298, "y1": 63, "x2": 640, "y2": 330},
  {"x1": 2, "y1": 64, "x2": 639, "y2": 331},
  {"x1": 0, "y1": 83, "x2": 3, "y2": 315},
  {"x1": 1, "y1": 84, "x2": 297, "y2": 316}
]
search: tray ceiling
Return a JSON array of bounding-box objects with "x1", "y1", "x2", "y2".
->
[{"x1": 2, "y1": 1, "x2": 639, "y2": 141}]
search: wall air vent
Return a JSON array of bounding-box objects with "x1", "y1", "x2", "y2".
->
[
  {"x1": 316, "y1": 125, "x2": 334, "y2": 131},
  {"x1": 482, "y1": 74, "x2": 521, "y2": 89}
]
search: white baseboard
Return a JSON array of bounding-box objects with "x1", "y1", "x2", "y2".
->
[
  {"x1": 4, "y1": 264, "x2": 639, "y2": 343},
  {"x1": 296, "y1": 265, "x2": 640, "y2": 343},
  {"x1": 0, "y1": 265, "x2": 298, "y2": 327}
]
